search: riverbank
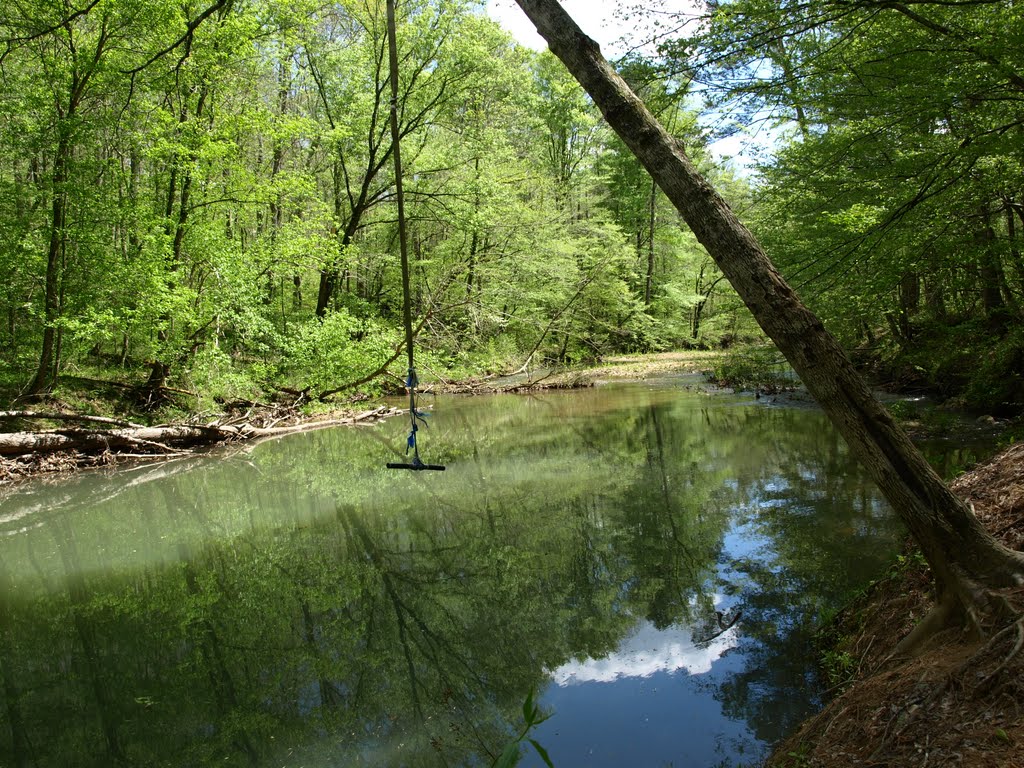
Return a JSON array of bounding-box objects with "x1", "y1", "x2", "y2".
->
[
  {"x1": 2, "y1": 348, "x2": 1016, "y2": 489},
  {"x1": 434, "y1": 350, "x2": 722, "y2": 393},
  {"x1": 768, "y1": 442, "x2": 1024, "y2": 768},
  {"x1": 0, "y1": 351, "x2": 720, "y2": 486}
]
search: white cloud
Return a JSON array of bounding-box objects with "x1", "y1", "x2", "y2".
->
[{"x1": 549, "y1": 619, "x2": 738, "y2": 686}]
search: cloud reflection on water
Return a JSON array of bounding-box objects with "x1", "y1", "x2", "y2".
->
[{"x1": 550, "y1": 619, "x2": 739, "y2": 685}]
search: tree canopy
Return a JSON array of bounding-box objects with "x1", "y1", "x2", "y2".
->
[
  {"x1": 666, "y1": 0, "x2": 1024, "y2": 412},
  {"x1": 0, "y1": 0, "x2": 752, "y2": 409}
]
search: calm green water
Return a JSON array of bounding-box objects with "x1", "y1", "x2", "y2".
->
[{"x1": 0, "y1": 380, "x2": 904, "y2": 767}]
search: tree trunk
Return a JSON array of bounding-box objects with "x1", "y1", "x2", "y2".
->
[
  {"x1": 924, "y1": 272, "x2": 947, "y2": 321},
  {"x1": 692, "y1": 298, "x2": 706, "y2": 340},
  {"x1": 466, "y1": 157, "x2": 482, "y2": 302},
  {"x1": 1005, "y1": 199, "x2": 1024, "y2": 298},
  {"x1": 977, "y1": 204, "x2": 1005, "y2": 319},
  {"x1": 644, "y1": 178, "x2": 656, "y2": 307},
  {"x1": 769, "y1": 38, "x2": 810, "y2": 139},
  {"x1": 511, "y1": 0, "x2": 1024, "y2": 621},
  {"x1": 24, "y1": 136, "x2": 71, "y2": 397},
  {"x1": 0, "y1": 425, "x2": 226, "y2": 456},
  {"x1": 0, "y1": 408, "x2": 391, "y2": 458},
  {"x1": 897, "y1": 271, "x2": 920, "y2": 340}
]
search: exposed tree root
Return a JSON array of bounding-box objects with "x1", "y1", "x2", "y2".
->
[
  {"x1": 971, "y1": 609, "x2": 1024, "y2": 696},
  {"x1": 889, "y1": 592, "x2": 962, "y2": 659}
]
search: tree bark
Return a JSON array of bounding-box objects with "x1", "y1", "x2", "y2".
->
[
  {"x1": 644, "y1": 177, "x2": 656, "y2": 307},
  {"x1": 1004, "y1": 199, "x2": 1024, "y2": 298},
  {"x1": 977, "y1": 204, "x2": 1006, "y2": 319},
  {"x1": 897, "y1": 271, "x2": 920, "y2": 340},
  {"x1": 0, "y1": 426, "x2": 230, "y2": 456},
  {"x1": 24, "y1": 135, "x2": 71, "y2": 397},
  {"x1": 924, "y1": 272, "x2": 947, "y2": 321},
  {"x1": 512, "y1": 0, "x2": 1024, "y2": 609}
]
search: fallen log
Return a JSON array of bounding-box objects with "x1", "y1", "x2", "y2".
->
[
  {"x1": 0, "y1": 425, "x2": 234, "y2": 457},
  {"x1": 0, "y1": 406, "x2": 400, "y2": 460},
  {"x1": 0, "y1": 411, "x2": 146, "y2": 429}
]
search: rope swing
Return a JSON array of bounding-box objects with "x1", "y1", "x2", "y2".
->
[{"x1": 384, "y1": 0, "x2": 444, "y2": 472}]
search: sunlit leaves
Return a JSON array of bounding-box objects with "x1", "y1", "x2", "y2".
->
[
  {"x1": 0, "y1": 0, "x2": 760, "y2": 401},
  {"x1": 676, "y1": 0, "x2": 1024, "y2": 349}
]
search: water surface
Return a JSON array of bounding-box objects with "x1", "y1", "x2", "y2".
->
[{"x1": 0, "y1": 381, "x2": 903, "y2": 767}]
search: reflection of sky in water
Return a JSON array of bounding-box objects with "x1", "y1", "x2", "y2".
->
[
  {"x1": 550, "y1": 619, "x2": 739, "y2": 685},
  {"x1": 530, "y1": 491, "x2": 819, "y2": 766},
  {"x1": 530, "y1": 619, "x2": 755, "y2": 768},
  {"x1": 0, "y1": 383, "x2": 918, "y2": 768}
]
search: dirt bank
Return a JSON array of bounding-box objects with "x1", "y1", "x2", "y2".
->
[{"x1": 770, "y1": 443, "x2": 1024, "y2": 768}]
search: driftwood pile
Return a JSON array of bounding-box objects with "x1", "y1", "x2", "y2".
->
[{"x1": 0, "y1": 405, "x2": 399, "y2": 482}]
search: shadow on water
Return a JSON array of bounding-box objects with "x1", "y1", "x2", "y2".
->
[{"x1": 0, "y1": 383, "x2": 960, "y2": 767}]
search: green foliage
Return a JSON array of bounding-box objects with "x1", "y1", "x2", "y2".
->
[
  {"x1": 281, "y1": 312, "x2": 394, "y2": 396},
  {"x1": 875, "y1": 321, "x2": 1024, "y2": 416},
  {"x1": 444, "y1": 334, "x2": 523, "y2": 379},
  {"x1": 709, "y1": 344, "x2": 793, "y2": 392},
  {"x1": 820, "y1": 649, "x2": 856, "y2": 689},
  {"x1": 962, "y1": 327, "x2": 1024, "y2": 416},
  {"x1": 494, "y1": 689, "x2": 554, "y2": 768},
  {"x1": 895, "y1": 550, "x2": 928, "y2": 572},
  {"x1": 777, "y1": 742, "x2": 813, "y2": 768},
  {"x1": 0, "y1": 0, "x2": 759, "y2": 411},
  {"x1": 184, "y1": 346, "x2": 264, "y2": 408},
  {"x1": 662, "y1": 0, "x2": 1024, "y2": 413}
]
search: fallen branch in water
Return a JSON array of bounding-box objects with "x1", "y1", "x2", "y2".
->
[
  {"x1": 0, "y1": 406, "x2": 401, "y2": 471},
  {"x1": 0, "y1": 425, "x2": 234, "y2": 456}
]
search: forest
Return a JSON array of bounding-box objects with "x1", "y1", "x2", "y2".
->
[
  {"x1": 2, "y1": 2, "x2": 1024, "y2": 766},
  {"x1": 2, "y1": 0, "x2": 1019, "y2": 416}
]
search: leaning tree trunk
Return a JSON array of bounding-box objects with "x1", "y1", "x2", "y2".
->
[{"x1": 512, "y1": 0, "x2": 1024, "y2": 636}]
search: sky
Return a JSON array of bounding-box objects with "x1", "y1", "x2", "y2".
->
[
  {"x1": 482, "y1": 0, "x2": 761, "y2": 169},
  {"x1": 483, "y1": 0, "x2": 699, "y2": 58},
  {"x1": 484, "y1": 0, "x2": 638, "y2": 55}
]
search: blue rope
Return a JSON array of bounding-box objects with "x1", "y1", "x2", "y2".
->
[{"x1": 405, "y1": 367, "x2": 430, "y2": 460}]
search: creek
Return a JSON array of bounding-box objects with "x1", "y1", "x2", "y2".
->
[{"x1": 0, "y1": 377, "x2": 959, "y2": 767}]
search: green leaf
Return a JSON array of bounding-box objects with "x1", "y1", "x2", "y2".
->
[
  {"x1": 522, "y1": 687, "x2": 535, "y2": 724},
  {"x1": 494, "y1": 740, "x2": 521, "y2": 768},
  {"x1": 529, "y1": 738, "x2": 555, "y2": 768}
]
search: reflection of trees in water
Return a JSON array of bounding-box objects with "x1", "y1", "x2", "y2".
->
[
  {"x1": 0, "y1": 392, "x2": 905, "y2": 765},
  {"x1": 0, "y1": 469, "x2": 639, "y2": 763},
  {"x1": 707, "y1": 411, "x2": 902, "y2": 745},
  {"x1": 619, "y1": 405, "x2": 729, "y2": 631},
  {"x1": 0, "y1": 559, "x2": 31, "y2": 768}
]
